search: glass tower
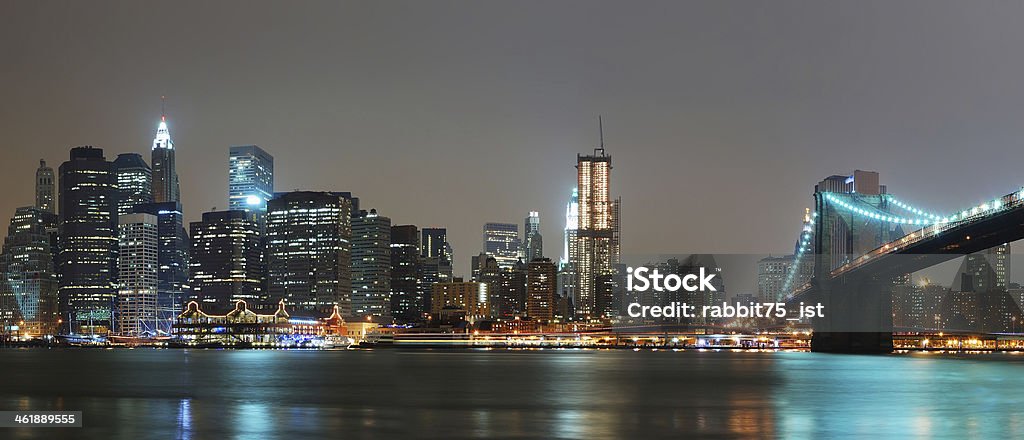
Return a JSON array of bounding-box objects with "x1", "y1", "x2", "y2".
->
[
  {"x1": 228, "y1": 145, "x2": 274, "y2": 212},
  {"x1": 484, "y1": 223, "x2": 520, "y2": 270},
  {"x1": 116, "y1": 213, "x2": 159, "y2": 336},
  {"x1": 58, "y1": 146, "x2": 119, "y2": 334},
  {"x1": 266, "y1": 192, "x2": 352, "y2": 315},
  {"x1": 113, "y1": 153, "x2": 154, "y2": 216}
]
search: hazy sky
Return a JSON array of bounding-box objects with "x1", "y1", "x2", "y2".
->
[{"x1": 4, "y1": 1, "x2": 1024, "y2": 278}]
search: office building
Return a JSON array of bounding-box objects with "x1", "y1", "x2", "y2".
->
[
  {"x1": 522, "y1": 211, "x2": 543, "y2": 262},
  {"x1": 113, "y1": 153, "x2": 154, "y2": 216},
  {"x1": 266, "y1": 191, "x2": 352, "y2": 315},
  {"x1": 527, "y1": 258, "x2": 557, "y2": 322},
  {"x1": 757, "y1": 255, "x2": 793, "y2": 302},
  {"x1": 352, "y1": 209, "x2": 391, "y2": 319},
  {"x1": 0, "y1": 207, "x2": 59, "y2": 337},
  {"x1": 430, "y1": 280, "x2": 490, "y2": 324},
  {"x1": 58, "y1": 146, "x2": 119, "y2": 334},
  {"x1": 116, "y1": 213, "x2": 159, "y2": 336},
  {"x1": 132, "y1": 202, "x2": 190, "y2": 333},
  {"x1": 35, "y1": 160, "x2": 55, "y2": 214},
  {"x1": 421, "y1": 228, "x2": 452, "y2": 263},
  {"x1": 573, "y1": 119, "x2": 621, "y2": 319},
  {"x1": 390, "y1": 225, "x2": 421, "y2": 322},
  {"x1": 484, "y1": 222, "x2": 520, "y2": 270},
  {"x1": 189, "y1": 210, "x2": 264, "y2": 310},
  {"x1": 228, "y1": 145, "x2": 274, "y2": 212},
  {"x1": 151, "y1": 113, "x2": 179, "y2": 204}
]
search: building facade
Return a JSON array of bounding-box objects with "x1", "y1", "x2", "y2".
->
[
  {"x1": 113, "y1": 153, "x2": 154, "y2": 216},
  {"x1": 0, "y1": 207, "x2": 58, "y2": 337},
  {"x1": 390, "y1": 225, "x2": 421, "y2": 322},
  {"x1": 527, "y1": 258, "x2": 557, "y2": 322},
  {"x1": 266, "y1": 192, "x2": 352, "y2": 316},
  {"x1": 35, "y1": 160, "x2": 55, "y2": 214},
  {"x1": 116, "y1": 213, "x2": 159, "y2": 336},
  {"x1": 757, "y1": 255, "x2": 793, "y2": 302},
  {"x1": 574, "y1": 133, "x2": 621, "y2": 320},
  {"x1": 151, "y1": 114, "x2": 180, "y2": 204},
  {"x1": 58, "y1": 146, "x2": 119, "y2": 334},
  {"x1": 188, "y1": 210, "x2": 265, "y2": 311},
  {"x1": 484, "y1": 222, "x2": 520, "y2": 270},
  {"x1": 132, "y1": 202, "x2": 190, "y2": 333},
  {"x1": 430, "y1": 280, "x2": 490, "y2": 324},
  {"x1": 352, "y1": 209, "x2": 391, "y2": 319},
  {"x1": 522, "y1": 211, "x2": 543, "y2": 263},
  {"x1": 228, "y1": 145, "x2": 275, "y2": 212}
]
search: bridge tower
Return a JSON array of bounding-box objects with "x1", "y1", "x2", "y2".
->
[{"x1": 809, "y1": 171, "x2": 904, "y2": 353}]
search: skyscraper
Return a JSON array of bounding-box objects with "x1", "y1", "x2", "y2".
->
[
  {"x1": 35, "y1": 160, "x2": 55, "y2": 214},
  {"x1": 573, "y1": 118, "x2": 621, "y2": 320},
  {"x1": 266, "y1": 191, "x2": 352, "y2": 315},
  {"x1": 430, "y1": 280, "x2": 490, "y2": 324},
  {"x1": 527, "y1": 258, "x2": 557, "y2": 322},
  {"x1": 352, "y1": 209, "x2": 392, "y2": 319},
  {"x1": 559, "y1": 188, "x2": 579, "y2": 313},
  {"x1": 420, "y1": 227, "x2": 453, "y2": 314},
  {"x1": 151, "y1": 112, "x2": 180, "y2": 204},
  {"x1": 757, "y1": 255, "x2": 793, "y2": 302},
  {"x1": 390, "y1": 225, "x2": 421, "y2": 322},
  {"x1": 0, "y1": 207, "x2": 58, "y2": 337},
  {"x1": 113, "y1": 153, "x2": 154, "y2": 216},
  {"x1": 58, "y1": 146, "x2": 119, "y2": 334},
  {"x1": 484, "y1": 222, "x2": 520, "y2": 270},
  {"x1": 188, "y1": 210, "x2": 265, "y2": 310},
  {"x1": 116, "y1": 213, "x2": 159, "y2": 336},
  {"x1": 228, "y1": 145, "x2": 274, "y2": 212},
  {"x1": 132, "y1": 202, "x2": 190, "y2": 333},
  {"x1": 955, "y1": 244, "x2": 1010, "y2": 293},
  {"x1": 522, "y1": 211, "x2": 543, "y2": 262}
]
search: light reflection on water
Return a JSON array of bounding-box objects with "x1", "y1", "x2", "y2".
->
[{"x1": 0, "y1": 349, "x2": 1023, "y2": 439}]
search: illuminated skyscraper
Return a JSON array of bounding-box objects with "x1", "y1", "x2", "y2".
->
[
  {"x1": 58, "y1": 146, "x2": 119, "y2": 334},
  {"x1": 113, "y1": 153, "x2": 154, "y2": 216},
  {"x1": 522, "y1": 211, "x2": 543, "y2": 263},
  {"x1": 573, "y1": 118, "x2": 621, "y2": 319},
  {"x1": 422, "y1": 228, "x2": 453, "y2": 264},
  {"x1": 132, "y1": 202, "x2": 190, "y2": 333},
  {"x1": 420, "y1": 227, "x2": 453, "y2": 314},
  {"x1": 266, "y1": 192, "x2": 352, "y2": 315},
  {"x1": 0, "y1": 207, "x2": 58, "y2": 337},
  {"x1": 484, "y1": 222, "x2": 520, "y2": 270},
  {"x1": 390, "y1": 225, "x2": 421, "y2": 322},
  {"x1": 188, "y1": 210, "x2": 264, "y2": 310},
  {"x1": 228, "y1": 145, "x2": 274, "y2": 212},
  {"x1": 559, "y1": 188, "x2": 579, "y2": 312},
  {"x1": 116, "y1": 213, "x2": 159, "y2": 336},
  {"x1": 527, "y1": 258, "x2": 557, "y2": 322},
  {"x1": 151, "y1": 110, "x2": 180, "y2": 204},
  {"x1": 35, "y1": 160, "x2": 55, "y2": 214},
  {"x1": 352, "y1": 209, "x2": 392, "y2": 319},
  {"x1": 955, "y1": 244, "x2": 1010, "y2": 293}
]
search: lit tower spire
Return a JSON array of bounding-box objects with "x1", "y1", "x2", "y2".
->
[
  {"x1": 152, "y1": 95, "x2": 173, "y2": 150},
  {"x1": 151, "y1": 95, "x2": 180, "y2": 203}
]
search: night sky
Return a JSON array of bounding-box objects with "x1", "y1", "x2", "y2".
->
[{"x1": 4, "y1": 1, "x2": 1024, "y2": 280}]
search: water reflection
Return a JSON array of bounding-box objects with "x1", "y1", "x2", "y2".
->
[{"x1": 0, "y1": 349, "x2": 1022, "y2": 438}]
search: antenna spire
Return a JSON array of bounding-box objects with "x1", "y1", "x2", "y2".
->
[
  {"x1": 597, "y1": 115, "x2": 606, "y2": 155},
  {"x1": 160, "y1": 95, "x2": 166, "y2": 122}
]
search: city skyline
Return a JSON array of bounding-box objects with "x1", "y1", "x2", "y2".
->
[{"x1": 11, "y1": 3, "x2": 1024, "y2": 281}]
